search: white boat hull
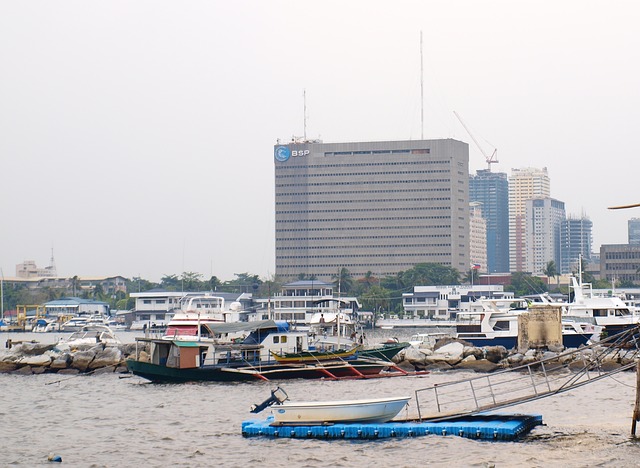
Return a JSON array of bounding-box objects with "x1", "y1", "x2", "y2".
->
[{"x1": 273, "y1": 396, "x2": 410, "y2": 424}]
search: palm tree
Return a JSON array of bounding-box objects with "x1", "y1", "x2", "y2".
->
[
  {"x1": 332, "y1": 267, "x2": 353, "y2": 295},
  {"x1": 543, "y1": 260, "x2": 558, "y2": 288}
]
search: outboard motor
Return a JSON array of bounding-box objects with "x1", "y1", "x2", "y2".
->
[{"x1": 250, "y1": 387, "x2": 288, "y2": 414}]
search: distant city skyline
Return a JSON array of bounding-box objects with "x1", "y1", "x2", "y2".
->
[{"x1": 2, "y1": 1, "x2": 639, "y2": 282}]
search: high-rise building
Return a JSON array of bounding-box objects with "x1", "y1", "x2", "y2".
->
[
  {"x1": 469, "y1": 202, "x2": 487, "y2": 273},
  {"x1": 628, "y1": 218, "x2": 640, "y2": 244},
  {"x1": 524, "y1": 197, "x2": 565, "y2": 275},
  {"x1": 274, "y1": 138, "x2": 470, "y2": 282},
  {"x1": 561, "y1": 215, "x2": 593, "y2": 274},
  {"x1": 469, "y1": 169, "x2": 509, "y2": 273},
  {"x1": 509, "y1": 167, "x2": 551, "y2": 272}
]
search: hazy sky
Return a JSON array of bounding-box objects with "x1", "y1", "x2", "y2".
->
[{"x1": 1, "y1": 1, "x2": 639, "y2": 282}]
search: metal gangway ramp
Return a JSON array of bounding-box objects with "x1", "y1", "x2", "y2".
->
[{"x1": 414, "y1": 326, "x2": 640, "y2": 421}]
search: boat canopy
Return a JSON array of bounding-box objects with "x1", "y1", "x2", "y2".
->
[{"x1": 203, "y1": 319, "x2": 288, "y2": 335}]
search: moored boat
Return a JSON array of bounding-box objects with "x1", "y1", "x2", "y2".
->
[
  {"x1": 126, "y1": 319, "x2": 419, "y2": 383},
  {"x1": 270, "y1": 346, "x2": 360, "y2": 363},
  {"x1": 271, "y1": 396, "x2": 411, "y2": 425}
]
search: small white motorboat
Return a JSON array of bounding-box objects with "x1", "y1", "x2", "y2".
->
[
  {"x1": 56, "y1": 325, "x2": 121, "y2": 350},
  {"x1": 272, "y1": 396, "x2": 410, "y2": 424}
]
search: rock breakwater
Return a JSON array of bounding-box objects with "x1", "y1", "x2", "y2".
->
[
  {"x1": 0, "y1": 341, "x2": 139, "y2": 375},
  {"x1": 392, "y1": 337, "x2": 637, "y2": 373}
]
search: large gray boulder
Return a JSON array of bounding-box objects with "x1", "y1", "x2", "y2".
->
[
  {"x1": 455, "y1": 358, "x2": 500, "y2": 373},
  {"x1": 19, "y1": 354, "x2": 52, "y2": 367},
  {"x1": 13, "y1": 342, "x2": 56, "y2": 356},
  {"x1": 484, "y1": 345, "x2": 509, "y2": 363},
  {"x1": 70, "y1": 349, "x2": 97, "y2": 372},
  {"x1": 51, "y1": 353, "x2": 73, "y2": 369},
  {"x1": 89, "y1": 347, "x2": 123, "y2": 370}
]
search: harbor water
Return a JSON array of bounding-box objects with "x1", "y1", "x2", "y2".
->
[{"x1": 2, "y1": 329, "x2": 640, "y2": 467}]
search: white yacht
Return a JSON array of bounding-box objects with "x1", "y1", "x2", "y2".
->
[
  {"x1": 163, "y1": 295, "x2": 242, "y2": 340},
  {"x1": 560, "y1": 277, "x2": 640, "y2": 336}
]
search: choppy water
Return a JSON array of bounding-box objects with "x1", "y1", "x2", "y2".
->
[{"x1": 2, "y1": 330, "x2": 640, "y2": 467}]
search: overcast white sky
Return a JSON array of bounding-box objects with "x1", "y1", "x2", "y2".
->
[{"x1": 1, "y1": 1, "x2": 639, "y2": 282}]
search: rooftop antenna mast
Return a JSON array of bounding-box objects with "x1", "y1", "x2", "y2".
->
[
  {"x1": 303, "y1": 89, "x2": 307, "y2": 141},
  {"x1": 420, "y1": 31, "x2": 424, "y2": 140}
]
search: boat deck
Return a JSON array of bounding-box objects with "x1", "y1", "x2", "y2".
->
[{"x1": 242, "y1": 413, "x2": 543, "y2": 441}]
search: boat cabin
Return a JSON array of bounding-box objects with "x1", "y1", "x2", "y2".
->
[{"x1": 133, "y1": 320, "x2": 310, "y2": 369}]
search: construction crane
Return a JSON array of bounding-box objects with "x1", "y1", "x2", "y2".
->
[{"x1": 453, "y1": 111, "x2": 498, "y2": 171}]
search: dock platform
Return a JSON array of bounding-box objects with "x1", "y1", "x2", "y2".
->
[{"x1": 242, "y1": 413, "x2": 543, "y2": 441}]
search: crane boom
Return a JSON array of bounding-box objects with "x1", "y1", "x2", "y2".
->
[{"x1": 453, "y1": 111, "x2": 498, "y2": 171}]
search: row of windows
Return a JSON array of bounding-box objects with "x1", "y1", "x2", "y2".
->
[
  {"x1": 276, "y1": 243, "x2": 452, "y2": 250},
  {"x1": 322, "y1": 149, "x2": 430, "y2": 156},
  {"x1": 277, "y1": 187, "x2": 451, "y2": 198},
  {"x1": 276, "y1": 225, "x2": 452, "y2": 232},
  {"x1": 277, "y1": 234, "x2": 452, "y2": 241},
  {"x1": 275, "y1": 159, "x2": 445, "y2": 171},
  {"x1": 276, "y1": 216, "x2": 453, "y2": 223},
  {"x1": 276, "y1": 197, "x2": 451, "y2": 206},
  {"x1": 275, "y1": 169, "x2": 450, "y2": 179},
  {"x1": 278, "y1": 261, "x2": 453, "y2": 270},
  {"x1": 277, "y1": 252, "x2": 449, "y2": 260},
  {"x1": 603, "y1": 263, "x2": 640, "y2": 270},
  {"x1": 604, "y1": 251, "x2": 640, "y2": 259},
  {"x1": 276, "y1": 179, "x2": 451, "y2": 188},
  {"x1": 276, "y1": 206, "x2": 452, "y2": 215}
]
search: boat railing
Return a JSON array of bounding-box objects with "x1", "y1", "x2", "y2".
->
[{"x1": 413, "y1": 325, "x2": 640, "y2": 422}]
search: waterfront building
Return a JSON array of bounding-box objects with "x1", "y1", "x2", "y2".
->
[
  {"x1": 273, "y1": 138, "x2": 470, "y2": 282},
  {"x1": 469, "y1": 202, "x2": 487, "y2": 273},
  {"x1": 129, "y1": 290, "x2": 254, "y2": 328},
  {"x1": 469, "y1": 169, "x2": 509, "y2": 273},
  {"x1": 600, "y1": 244, "x2": 640, "y2": 284},
  {"x1": 402, "y1": 284, "x2": 513, "y2": 321},
  {"x1": 524, "y1": 197, "x2": 565, "y2": 276},
  {"x1": 560, "y1": 215, "x2": 593, "y2": 274},
  {"x1": 509, "y1": 167, "x2": 551, "y2": 272},
  {"x1": 629, "y1": 218, "x2": 640, "y2": 244},
  {"x1": 253, "y1": 280, "x2": 360, "y2": 325},
  {"x1": 44, "y1": 298, "x2": 110, "y2": 317}
]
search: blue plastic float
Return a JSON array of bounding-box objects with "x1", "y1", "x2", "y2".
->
[{"x1": 242, "y1": 413, "x2": 543, "y2": 441}]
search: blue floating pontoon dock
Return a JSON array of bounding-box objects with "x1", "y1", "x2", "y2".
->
[{"x1": 242, "y1": 413, "x2": 543, "y2": 441}]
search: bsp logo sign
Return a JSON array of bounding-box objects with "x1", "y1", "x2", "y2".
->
[{"x1": 274, "y1": 146, "x2": 310, "y2": 162}]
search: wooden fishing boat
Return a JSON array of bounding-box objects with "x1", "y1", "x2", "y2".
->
[{"x1": 269, "y1": 346, "x2": 360, "y2": 363}]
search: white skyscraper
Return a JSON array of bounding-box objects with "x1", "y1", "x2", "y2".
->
[{"x1": 509, "y1": 167, "x2": 551, "y2": 272}]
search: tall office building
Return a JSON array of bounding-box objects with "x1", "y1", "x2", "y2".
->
[
  {"x1": 561, "y1": 215, "x2": 593, "y2": 274},
  {"x1": 629, "y1": 218, "x2": 640, "y2": 244},
  {"x1": 524, "y1": 197, "x2": 565, "y2": 275},
  {"x1": 274, "y1": 138, "x2": 470, "y2": 282},
  {"x1": 469, "y1": 169, "x2": 509, "y2": 273},
  {"x1": 509, "y1": 167, "x2": 551, "y2": 272},
  {"x1": 469, "y1": 202, "x2": 487, "y2": 273}
]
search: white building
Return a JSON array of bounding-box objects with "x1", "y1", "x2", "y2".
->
[
  {"x1": 525, "y1": 198, "x2": 566, "y2": 275},
  {"x1": 253, "y1": 280, "x2": 360, "y2": 325},
  {"x1": 509, "y1": 167, "x2": 551, "y2": 272},
  {"x1": 402, "y1": 285, "x2": 513, "y2": 321},
  {"x1": 469, "y1": 202, "x2": 487, "y2": 273}
]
